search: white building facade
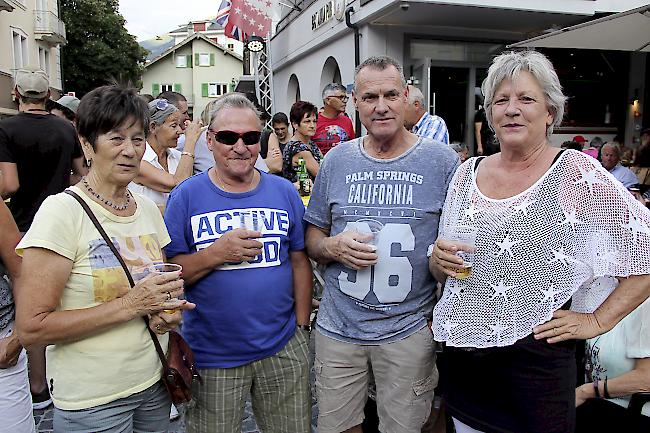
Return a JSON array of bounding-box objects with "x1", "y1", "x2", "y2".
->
[
  {"x1": 0, "y1": 0, "x2": 66, "y2": 117},
  {"x1": 270, "y1": 0, "x2": 649, "y2": 148}
]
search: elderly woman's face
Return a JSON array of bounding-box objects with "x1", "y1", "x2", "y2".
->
[
  {"x1": 154, "y1": 111, "x2": 183, "y2": 148},
  {"x1": 491, "y1": 70, "x2": 553, "y2": 149},
  {"x1": 82, "y1": 119, "x2": 146, "y2": 186}
]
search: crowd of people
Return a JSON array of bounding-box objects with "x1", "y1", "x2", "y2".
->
[{"x1": 0, "y1": 49, "x2": 649, "y2": 433}]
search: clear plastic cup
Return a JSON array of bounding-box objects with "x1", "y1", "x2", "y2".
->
[
  {"x1": 355, "y1": 219, "x2": 384, "y2": 248},
  {"x1": 441, "y1": 225, "x2": 477, "y2": 280},
  {"x1": 149, "y1": 263, "x2": 183, "y2": 313}
]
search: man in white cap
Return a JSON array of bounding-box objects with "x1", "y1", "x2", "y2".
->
[
  {"x1": 49, "y1": 95, "x2": 81, "y2": 124},
  {"x1": 0, "y1": 66, "x2": 86, "y2": 409}
]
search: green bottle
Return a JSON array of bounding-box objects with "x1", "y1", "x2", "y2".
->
[{"x1": 297, "y1": 156, "x2": 311, "y2": 196}]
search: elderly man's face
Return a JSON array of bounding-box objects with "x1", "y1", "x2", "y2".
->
[
  {"x1": 601, "y1": 146, "x2": 620, "y2": 171},
  {"x1": 207, "y1": 107, "x2": 261, "y2": 181},
  {"x1": 403, "y1": 99, "x2": 422, "y2": 130},
  {"x1": 324, "y1": 91, "x2": 349, "y2": 114},
  {"x1": 353, "y1": 65, "x2": 408, "y2": 143}
]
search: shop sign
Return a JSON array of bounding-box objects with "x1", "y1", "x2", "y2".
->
[{"x1": 312, "y1": 1, "x2": 335, "y2": 31}]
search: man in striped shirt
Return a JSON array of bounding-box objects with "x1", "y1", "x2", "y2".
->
[{"x1": 404, "y1": 85, "x2": 449, "y2": 144}]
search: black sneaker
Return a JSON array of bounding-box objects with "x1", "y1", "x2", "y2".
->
[{"x1": 32, "y1": 388, "x2": 52, "y2": 410}]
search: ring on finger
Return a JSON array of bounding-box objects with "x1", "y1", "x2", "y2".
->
[
  {"x1": 156, "y1": 324, "x2": 161, "y2": 331},
  {"x1": 166, "y1": 292, "x2": 172, "y2": 301}
]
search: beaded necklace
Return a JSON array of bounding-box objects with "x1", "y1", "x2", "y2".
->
[{"x1": 81, "y1": 177, "x2": 131, "y2": 211}]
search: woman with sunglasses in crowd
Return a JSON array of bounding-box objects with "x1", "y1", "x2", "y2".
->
[
  {"x1": 129, "y1": 98, "x2": 203, "y2": 213},
  {"x1": 282, "y1": 101, "x2": 322, "y2": 186}
]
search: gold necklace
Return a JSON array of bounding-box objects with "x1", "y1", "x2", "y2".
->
[{"x1": 214, "y1": 168, "x2": 256, "y2": 192}]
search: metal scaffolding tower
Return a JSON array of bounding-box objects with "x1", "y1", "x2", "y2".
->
[{"x1": 253, "y1": 37, "x2": 274, "y2": 126}]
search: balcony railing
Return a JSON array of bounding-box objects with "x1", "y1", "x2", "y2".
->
[{"x1": 34, "y1": 10, "x2": 66, "y2": 45}]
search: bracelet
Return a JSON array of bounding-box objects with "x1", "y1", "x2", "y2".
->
[
  {"x1": 593, "y1": 378, "x2": 601, "y2": 398},
  {"x1": 604, "y1": 377, "x2": 612, "y2": 399},
  {"x1": 297, "y1": 324, "x2": 311, "y2": 332},
  {"x1": 181, "y1": 151, "x2": 195, "y2": 158}
]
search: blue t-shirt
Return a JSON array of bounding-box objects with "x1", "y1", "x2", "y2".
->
[{"x1": 164, "y1": 171, "x2": 306, "y2": 368}]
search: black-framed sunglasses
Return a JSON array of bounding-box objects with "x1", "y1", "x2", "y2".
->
[{"x1": 210, "y1": 129, "x2": 261, "y2": 146}]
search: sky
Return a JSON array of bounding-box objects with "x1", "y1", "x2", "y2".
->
[{"x1": 119, "y1": 0, "x2": 221, "y2": 41}]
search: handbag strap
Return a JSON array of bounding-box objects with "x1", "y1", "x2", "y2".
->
[{"x1": 64, "y1": 190, "x2": 170, "y2": 370}]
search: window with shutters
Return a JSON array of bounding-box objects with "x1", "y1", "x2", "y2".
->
[
  {"x1": 175, "y1": 55, "x2": 187, "y2": 68},
  {"x1": 160, "y1": 84, "x2": 173, "y2": 93},
  {"x1": 208, "y1": 83, "x2": 227, "y2": 97},
  {"x1": 199, "y1": 53, "x2": 210, "y2": 66}
]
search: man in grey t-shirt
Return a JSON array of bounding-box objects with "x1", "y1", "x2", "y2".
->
[{"x1": 305, "y1": 56, "x2": 459, "y2": 433}]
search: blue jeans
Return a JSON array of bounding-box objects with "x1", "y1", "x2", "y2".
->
[{"x1": 53, "y1": 381, "x2": 171, "y2": 433}]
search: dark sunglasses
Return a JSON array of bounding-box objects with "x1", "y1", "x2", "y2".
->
[{"x1": 210, "y1": 130, "x2": 261, "y2": 146}]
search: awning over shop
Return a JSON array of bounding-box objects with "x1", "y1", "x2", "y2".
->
[{"x1": 508, "y1": 5, "x2": 650, "y2": 52}]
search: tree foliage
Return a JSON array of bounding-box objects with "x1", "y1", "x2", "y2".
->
[{"x1": 60, "y1": 0, "x2": 148, "y2": 96}]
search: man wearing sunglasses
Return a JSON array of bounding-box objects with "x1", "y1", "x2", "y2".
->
[
  {"x1": 163, "y1": 93, "x2": 313, "y2": 433},
  {"x1": 314, "y1": 83, "x2": 355, "y2": 156}
]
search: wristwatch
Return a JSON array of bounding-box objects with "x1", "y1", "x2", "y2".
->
[
  {"x1": 297, "y1": 324, "x2": 311, "y2": 332},
  {"x1": 426, "y1": 243, "x2": 435, "y2": 258}
]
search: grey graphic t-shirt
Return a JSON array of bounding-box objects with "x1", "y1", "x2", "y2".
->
[{"x1": 305, "y1": 137, "x2": 459, "y2": 344}]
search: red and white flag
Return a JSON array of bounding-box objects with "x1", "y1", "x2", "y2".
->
[{"x1": 216, "y1": 0, "x2": 273, "y2": 41}]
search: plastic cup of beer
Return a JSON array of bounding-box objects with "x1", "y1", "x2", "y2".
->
[
  {"x1": 442, "y1": 225, "x2": 477, "y2": 280},
  {"x1": 356, "y1": 219, "x2": 384, "y2": 249},
  {"x1": 149, "y1": 263, "x2": 183, "y2": 314}
]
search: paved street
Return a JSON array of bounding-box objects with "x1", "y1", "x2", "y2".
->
[{"x1": 34, "y1": 333, "x2": 320, "y2": 433}]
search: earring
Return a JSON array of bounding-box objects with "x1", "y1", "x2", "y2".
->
[{"x1": 86, "y1": 159, "x2": 92, "y2": 168}]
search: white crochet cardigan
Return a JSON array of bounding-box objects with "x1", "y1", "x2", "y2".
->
[{"x1": 432, "y1": 150, "x2": 650, "y2": 348}]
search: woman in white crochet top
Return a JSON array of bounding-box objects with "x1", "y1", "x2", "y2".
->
[{"x1": 429, "y1": 51, "x2": 650, "y2": 433}]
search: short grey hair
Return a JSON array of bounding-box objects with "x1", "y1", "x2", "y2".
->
[
  {"x1": 148, "y1": 98, "x2": 178, "y2": 125},
  {"x1": 590, "y1": 136, "x2": 604, "y2": 149},
  {"x1": 481, "y1": 50, "x2": 567, "y2": 137},
  {"x1": 407, "y1": 85, "x2": 425, "y2": 105},
  {"x1": 322, "y1": 83, "x2": 347, "y2": 100},
  {"x1": 354, "y1": 56, "x2": 407, "y2": 91},
  {"x1": 601, "y1": 142, "x2": 621, "y2": 156},
  {"x1": 209, "y1": 93, "x2": 261, "y2": 129}
]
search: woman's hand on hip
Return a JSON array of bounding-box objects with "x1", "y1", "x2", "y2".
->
[
  {"x1": 533, "y1": 310, "x2": 604, "y2": 343},
  {"x1": 121, "y1": 270, "x2": 187, "y2": 318},
  {"x1": 0, "y1": 334, "x2": 22, "y2": 369}
]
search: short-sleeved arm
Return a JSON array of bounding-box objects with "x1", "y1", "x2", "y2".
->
[
  {"x1": 343, "y1": 116, "x2": 355, "y2": 139},
  {"x1": 624, "y1": 298, "x2": 650, "y2": 359},
  {"x1": 0, "y1": 126, "x2": 14, "y2": 163},
  {"x1": 16, "y1": 194, "x2": 80, "y2": 260},
  {"x1": 304, "y1": 149, "x2": 332, "y2": 230},
  {"x1": 564, "y1": 153, "x2": 650, "y2": 279},
  {"x1": 163, "y1": 188, "x2": 192, "y2": 258},
  {"x1": 285, "y1": 183, "x2": 306, "y2": 251},
  {"x1": 619, "y1": 168, "x2": 639, "y2": 188},
  {"x1": 288, "y1": 141, "x2": 309, "y2": 158}
]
